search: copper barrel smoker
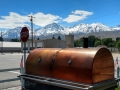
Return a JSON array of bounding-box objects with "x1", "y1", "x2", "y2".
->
[{"x1": 19, "y1": 47, "x2": 118, "y2": 90}]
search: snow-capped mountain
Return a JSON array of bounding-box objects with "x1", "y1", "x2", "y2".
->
[
  {"x1": 35, "y1": 23, "x2": 64, "y2": 36},
  {"x1": 112, "y1": 25, "x2": 120, "y2": 30},
  {"x1": 43, "y1": 23, "x2": 64, "y2": 30},
  {"x1": 2, "y1": 27, "x2": 31, "y2": 40},
  {"x1": 63, "y1": 23, "x2": 112, "y2": 34},
  {"x1": 1, "y1": 23, "x2": 120, "y2": 40},
  {"x1": 2, "y1": 27, "x2": 22, "y2": 39}
]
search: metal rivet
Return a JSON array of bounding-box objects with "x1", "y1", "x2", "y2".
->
[
  {"x1": 38, "y1": 58, "x2": 41, "y2": 62},
  {"x1": 68, "y1": 60, "x2": 72, "y2": 65}
]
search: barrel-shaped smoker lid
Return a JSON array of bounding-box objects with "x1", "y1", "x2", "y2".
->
[
  {"x1": 26, "y1": 48, "x2": 61, "y2": 77},
  {"x1": 26, "y1": 47, "x2": 114, "y2": 84}
]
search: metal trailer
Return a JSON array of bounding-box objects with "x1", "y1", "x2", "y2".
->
[{"x1": 19, "y1": 74, "x2": 118, "y2": 90}]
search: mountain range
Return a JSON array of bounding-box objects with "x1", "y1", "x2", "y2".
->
[{"x1": 1, "y1": 23, "x2": 120, "y2": 41}]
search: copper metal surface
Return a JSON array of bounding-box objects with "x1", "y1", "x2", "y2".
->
[
  {"x1": 26, "y1": 48, "x2": 114, "y2": 84},
  {"x1": 26, "y1": 48, "x2": 62, "y2": 77},
  {"x1": 92, "y1": 48, "x2": 114, "y2": 83}
]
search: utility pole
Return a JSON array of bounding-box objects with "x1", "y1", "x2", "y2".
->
[
  {"x1": 1, "y1": 31, "x2": 3, "y2": 54},
  {"x1": 28, "y1": 16, "x2": 35, "y2": 50}
]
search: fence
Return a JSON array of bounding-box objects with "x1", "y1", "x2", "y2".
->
[{"x1": 108, "y1": 47, "x2": 120, "y2": 53}]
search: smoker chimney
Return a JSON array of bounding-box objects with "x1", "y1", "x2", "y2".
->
[{"x1": 83, "y1": 37, "x2": 88, "y2": 48}]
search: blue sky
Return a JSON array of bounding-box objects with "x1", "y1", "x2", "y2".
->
[{"x1": 0, "y1": 0, "x2": 120, "y2": 30}]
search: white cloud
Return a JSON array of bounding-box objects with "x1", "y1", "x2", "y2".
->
[
  {"x1": 31, "y1": 12, "x2": 62, "y2": 26},
  {"x1": 63, "y1": 10, "x2": 93, "y2": 23},
  {"x1": 0, "y1": 12, "x2": 29, "y2": 29},
  {"x1": 0, "y1": 12, "x2": 62, "y2": 29}
]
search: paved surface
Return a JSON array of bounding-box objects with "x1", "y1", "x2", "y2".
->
[
  {"x1": 0, "y1": 52, "x2": 120, "y2": 90},
  {"x1": 2, "y1": 86, "x2": 21, "y2": 90},
  {"x1": 0, "y1": 53, "x2": 28, "y2": 90}
]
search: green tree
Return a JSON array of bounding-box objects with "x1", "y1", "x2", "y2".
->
[
  {"x1": 74, "y1": 41, "x2": 77, "y2": 47},
  {"x1": 74, "y1": 40, "x2": 79, "y2": 47},
  {"x1": 108, "y1": 43, "x2": 114, "y2": 52},
  {"x1": 0, "y1": 37, "x2": 4, "y2": 41},
  {"x1": 74, "y1": 38, "x2": 83, "y2": 47},
  {"x1": 11, "y1": 38, "x2": 19, "y2": 42},
  {"x1": 116, "y1": 40, "x2": 120, "y2": 53},
  {"x1": 116, "y1": 37, "x2": 120, "y2": 42},
  {"x1": 58, "y1": 36, "x2": 61, "y2": 40},
  {"x1": 112, "y1": 40, "x2": 116, "y2": 52},
  {"x1": 52, "y1": 35, "x2": 55, "y2": 39},
  {"x1": 94, "y1": 40, "x2": 101, "y2": 47},
  {"x1": 101, "y1": 38, "x2": 112, "y2": 47},
  {"x1": 37, "y1": 38, "x2": 39, "y2": 40},
  {"x1": 112, "y1": 40, "x2": 116, "y2": 47},
  {"x1": 88, "y1": 35, "x2": 96, "y2": 47}
]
